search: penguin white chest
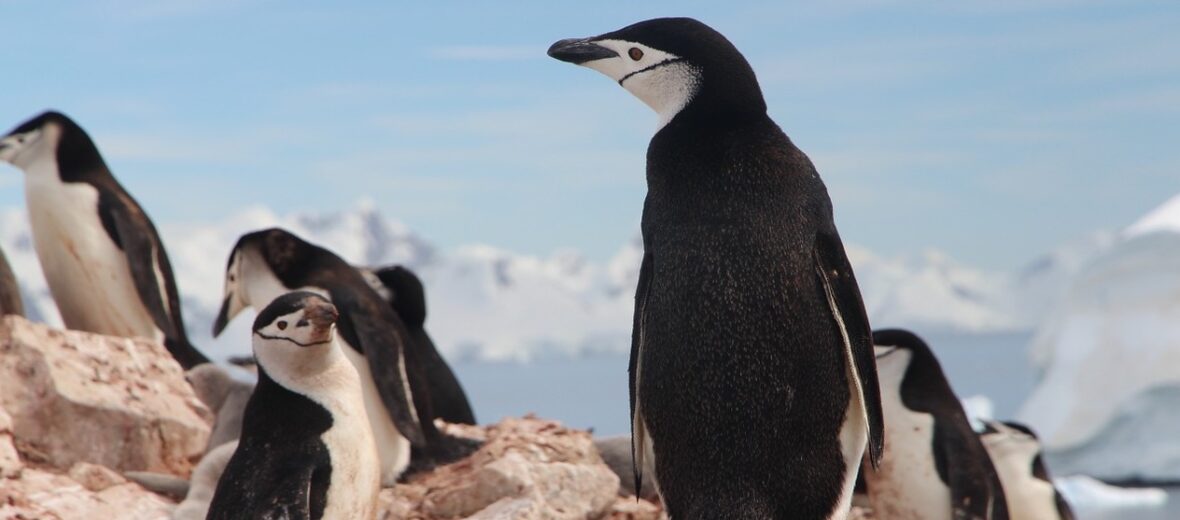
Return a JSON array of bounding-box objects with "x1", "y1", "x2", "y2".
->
[
  {"x1": 985, "y1": 441, "x2": 1058, "y2": 520},
  {"x1": 339, "y1": 343, "x2": 412, "y2": 486},
  {"x1": 24, "y1": 177, "x2": 158, "y2": 340},
  {"x1": 866, "y1": 388, "x2": 952, "y2": 520},
  {"x1": 318, "y1": 380, "x2": 381, "y2": 520}
]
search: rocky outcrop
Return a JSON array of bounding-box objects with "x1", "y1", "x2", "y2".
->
[
  {"x1": 0, "y1": 408, "x2": 21, "y2": 478},
  {"x1": 0, "y1": 463, "x2": 173, "y2": 519},
  {"x1": 383, "y1": 417, "x2": 639, "y2": 519},
  {"x1": 0, "y1": 316, "x2": 211, "y2": 475}
]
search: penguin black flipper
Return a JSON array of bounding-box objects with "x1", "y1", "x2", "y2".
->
[
  {"x1": 253, "y1": 467, "x2": 315, "y2": 520},
  {"x1": 814, "y1": 229, "x2": 885, "y2": 467},
  {"x1": 935, "y1": 422, "x2": 1010, "y2": 519},
  {"x1": 628, "y1": 250, "x2": 654, "y2": 496},
  {"x1": 331, "y1": 287, "x2": 426, "y2": 447},
  {"x1": 373, "y1": 265, "x2": 477, "y2": 425},
  {"x1": 96, "y1": 190, "x2": 209, "y2": 369}
]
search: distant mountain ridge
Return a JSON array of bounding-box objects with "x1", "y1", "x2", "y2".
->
[{"x1": 0, "y1": 202, "x2": 1108, "y2": 362}]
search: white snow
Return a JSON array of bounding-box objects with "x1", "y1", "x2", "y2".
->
[
  {"x1": 1018, "y1": 193, "x2": 1180, "y2": 481},
  {"x1": 1054, "y1": 475, "x2": 1168, "y2": 510},
  {"x1": 3, "y1": 201, "x2": 1075, "y2": 363},
  {"x1": 959, "y1": 394, "x2": 995, "y2": 432}
]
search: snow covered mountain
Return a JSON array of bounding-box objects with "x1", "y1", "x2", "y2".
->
[
  {"x1": 1020, "y1": 193, "x2": 1180, "y2": 481},
  {"x1": 0, "y1": 201, "x2": 1096, "y2": 363}
]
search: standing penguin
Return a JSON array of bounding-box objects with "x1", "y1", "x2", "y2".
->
[
  {"x1": 0, "y1": 111, "x2": 208, "y2": 368},
  {"x1": 206, "y1": 292, "x2": 380, "y2": 520},
  {"x1": 868, "y1": 328, "x2": 1009, "y2": 519},
  {"x1": 980, "y1": 421, "x2": 1074, "y2": 520},
  {"x1": 213, "y1": 228, "x2": 475, "y2": 485},
  {"x1": 549, "y1": 18, "x2": 884, "y2": 518},
  {"x1": 363, "y1": 264, "x2": 477, "y2": 425}
]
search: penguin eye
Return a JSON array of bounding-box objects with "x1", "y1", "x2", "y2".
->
[
  {"x1": 229, "y1": 274, "x2": 236, "y2": 282},
  {"x1": 628, "y1": 47, "x2": 644, "y2": 61},
  {"x1": 296, "y1": 319, "x2": 309, "y2": 328},
  {"x1": 276, "y1": 320, "x2": 287, "y2": 330}
]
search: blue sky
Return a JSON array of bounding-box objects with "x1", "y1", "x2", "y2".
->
[{"x1": 1, "y1": 1, "x2": 1177, "y2": 270}]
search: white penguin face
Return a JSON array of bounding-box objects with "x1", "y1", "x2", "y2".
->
[
  {"x1": 873, "y1": 345, "x2": 911, "y2": 390},
  {"x1": 551, "y1": 39, "x2": 701, "y2": 129},
  {"x1": 213, "y1": 246, "x2": 289, "y2": 336},
  {"x1": 254, "y1": 301, "x2": 337, "y2": 348},
  {"x1": 0, "y1": 125, "x2": 52, "y2": 171},
  {"x1": 980, "y1": 422, "x2": 1041, "y2": 464},
  {"x1": 252, "y1": 293, "x2": 340, "y2": 381}
]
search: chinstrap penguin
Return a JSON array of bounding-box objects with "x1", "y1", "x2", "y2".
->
[
  {"x1": 362, "y1": 264, "x2": 477, "y2": 425},
  {"x1": 980, "y1": 421, "x2": 1074, "y2": 520},
  {"x1": 867, "y1": 328, "x2": 1009, "y2": 520},
  {"x1": 213, "y1": 228, "x2": 476, "y2": 485},
  {"x1": 550, "y1": 17, "x2": 885, "y2": 519},
  {"x1": 206, "y1": 291, "x2": 380, "y2": 520},
  {"x1": 0, "y1": 111, "x2": 208, "y2": 368}
]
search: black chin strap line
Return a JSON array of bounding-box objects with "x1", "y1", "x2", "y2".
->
[{"x1": 619, "y1": 57, "x2": 689, "y2": 85}]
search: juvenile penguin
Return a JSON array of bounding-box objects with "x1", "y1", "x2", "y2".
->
[
  {"x1": 186, "y1": 363, "x2": 254, "y2": 451},
  {"x1": 868, "y1": 328, "x2": 1009, "y2": 519},
  {"x1": 214, "y1": 228, "x2": 475, "y2": 485},
  {"x1": 364, "y1": 264, "x2": 477, "y2": 425},
  {"x1": 0, "y1": 247, "x2": 23, "y2": 317},
  {"x1": 981, "y1": 421, "x2": 1074, "y2": 520},
  {"x1": 207, "y1": 292, "x2": 379, "y2": 519},
  {"x1": 550, "y1": 18, "x2": 885, "y2": 518},
  {"x1": 0, "y1": 111, "x2": 207, "y2": 368},
  {"x1": 171, "y1": 440, "x2": 238, "y2": 520}
]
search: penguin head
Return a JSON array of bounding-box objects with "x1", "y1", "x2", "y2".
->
[
  {"x1": 0, "y1": 110, "x2": 105, "y2": 176},
  {"x1": 213, "y1": 228, "x2": 317, "y2": 337},
  {"x1": 872, "y1": 328, "x2": 936, "y2": 389},
  {"x1": 979, "y1": 420, "x2": 1042, "y2": 463},
  {"x1": 373, "y1": 265, "x2": 428, "y2": 328},
  {"x1": 251, "y1": 292, "x2": 340, "y2": 378},
  {"x1": 548, "y1": 17, "x2": 766, "y2": 128}
]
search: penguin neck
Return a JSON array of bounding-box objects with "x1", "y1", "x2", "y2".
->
[
  {"x1": 256, "y1": 340, "x2": 355, "y2": 399},
  {"x1": 53, "y1": 128, "x2": 114, "y2": 185},
  {"x1": 646, "y1": 108, "x2": 788, "y2": 198}
]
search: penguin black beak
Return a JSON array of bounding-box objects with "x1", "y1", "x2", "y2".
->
[
  {"x1": 547, "y1": 38, "x2": 618, "y2": 64},
  {"x1": 304, "y1": 299, "x2": 339, "y2": 329},
  {"x1": 212, "y1": 295, "x2": 233, "y2": 337}
]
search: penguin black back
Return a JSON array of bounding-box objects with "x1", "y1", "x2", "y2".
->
[
  {"x1": 372, "y1": 265, "x2": 477, "y2": 425},
  {"x1": 551, "y1": 17, "x2": 885, "y2": 519}
]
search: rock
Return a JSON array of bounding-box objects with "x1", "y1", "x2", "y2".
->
[
  {"x1": 848, "y1": 506, "x2": 875, "y2": 519},
  {"x1": 68, "y1": 462, "x2": 127, "y2": 492},
  {"x1": 383, "y1": 417, "x2": 621, "y2": 519},
  {"x1": 594, "y1": 434, "x2": 658, "y2": 500},
  {"x1": 124, "y1": 471, "x2": 191, "y2": 499},
  {"x1": 606, "y1": 497, "x2": 665, "y2": 519},
  {"x1": 0, "y1": 407, "x2": 21, "y2": 478},
  {"x1": 0, "y1": 465, "x2": 172, "y2": 520},
  {"x1": 0, "y1": 316, "x2": 211, "y2": 475}
]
